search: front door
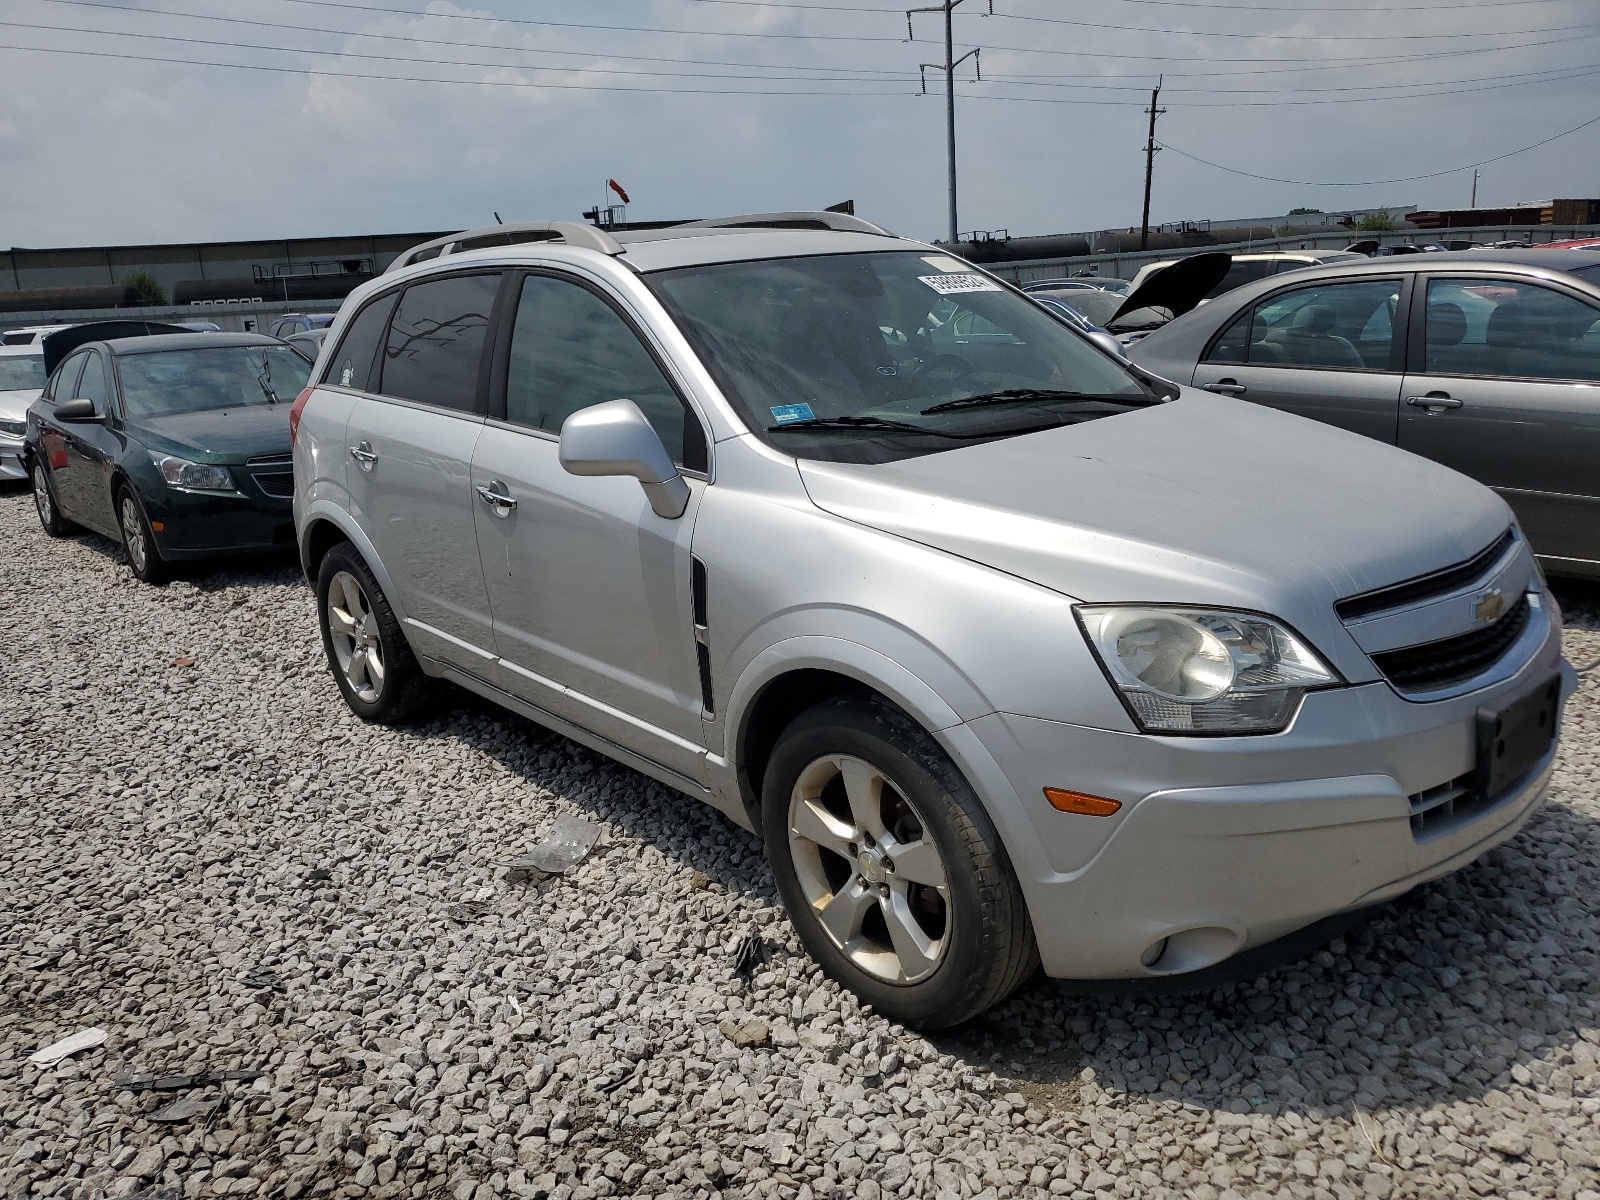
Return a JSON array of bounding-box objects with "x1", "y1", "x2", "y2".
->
[
  {"x1": 343, "y1": 270, "x2": 503, "y2": 671},
  {"x1": 1190, "y1": 275, "x2": 1408, "y2": 443},
  {"x1": 70, "y1": 350, "x2": 122, "y2": 525},
  {"x1": 1399, "y1": 275, "x2": 1600, "y2": 569},
  {"x1": 471, "y1": 270, "x2": 711, "y2": 782},
  {"x1": 38, "y1": 351, "x2": 108, "y2": 532}
]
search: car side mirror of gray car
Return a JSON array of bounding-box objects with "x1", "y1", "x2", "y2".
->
[
  {"x1": 1088, "y1": 331, "x2": 1128, "y2": 360},
  {"x1": 558, "y1": 398, "x2": 691, "y2": 520},
  {"x1": 55, "y1": 398, "x2": 102, "y2": 423}
]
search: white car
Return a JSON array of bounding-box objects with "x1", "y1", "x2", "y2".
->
[{"x1": 0, "y1": 343, "x2": 48, "y2": 480}]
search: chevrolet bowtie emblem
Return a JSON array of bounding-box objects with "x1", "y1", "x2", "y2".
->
[{"x1": 1473, "y1": 588, "x2": 1506, "y2": 626}]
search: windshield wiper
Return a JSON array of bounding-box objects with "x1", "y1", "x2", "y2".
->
[
  {"x1": 922, "y1": 388, "x2": 1153, "y2": 415},
  {"x1": 766, "y1": 415, "x2": 992, "y2": 439}
]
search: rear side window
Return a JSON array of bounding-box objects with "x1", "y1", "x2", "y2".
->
[
  {"x1": 325, "y1": 292, "x2": 398, "y2": 392},
  {"x1": 1424, "y1": 278, "x2": 1600, "y2": 382},
  {"x1": 379, "y1": 274, "x2": 499, "y2": 412}
]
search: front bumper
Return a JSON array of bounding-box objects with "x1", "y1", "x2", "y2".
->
[
  {"x1": 0, "y1": 434, "x2": 25, "y2": 481},
  {"x1": 142, "y1": 482, "x2": 295, "y2": 559},
  {"x1": 959, "y1": 593, "x2": 1571, "y2": 980}
]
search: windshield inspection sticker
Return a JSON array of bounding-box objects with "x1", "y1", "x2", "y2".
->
[
  {"x1": 918, "y1": 273, "x2": 1003, "y2": 296},
  {"x1": 769, "y1": 403, "x2": 816, "y2": 424}
]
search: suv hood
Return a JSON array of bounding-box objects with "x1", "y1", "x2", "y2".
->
[
  {"x1": 129, "y1": 405, "x2": 292, "y2": 462},
  {"x1": 797, "y1": 392, "x2": 1511, "y2": 647}
]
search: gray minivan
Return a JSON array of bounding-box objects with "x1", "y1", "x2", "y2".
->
[{"x1": 292, "y1": 215, "x2": 1569, "y2": 1026}]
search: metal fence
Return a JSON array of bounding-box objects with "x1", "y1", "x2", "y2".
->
[{"x1": 985, "y1": 224, "x2": 1600, "y2": 285}]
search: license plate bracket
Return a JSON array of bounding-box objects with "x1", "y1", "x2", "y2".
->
[{"x1": 1474, "y1": 673, "x2": 1560, "y2": 801}]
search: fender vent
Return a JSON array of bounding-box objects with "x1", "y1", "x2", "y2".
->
[{"x1": 692, "y1": 557, "x2": 713, "y2": 715}]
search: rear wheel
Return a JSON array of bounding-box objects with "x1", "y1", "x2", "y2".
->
[
  {"x1": 32, "y1": 458, "x2": 73, "y2": 538},
  {"x1": 317, "y1": 542, "x2": 432, "y2": 724},
  {"x1": 761, "y1": 695, "x2": 1038, "y2": 1028},
  {"x1": 117, "y1": 487, "x2": 169, "y2": 584}
]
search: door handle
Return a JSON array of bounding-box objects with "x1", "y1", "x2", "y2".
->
[
  {"x1": 1405, "y1": 392, "x2": 1463, "y2": 413},
  {"x1": 1203, "y1": 379, "x2": 1247, "y2": 396},
  {"x1": 349, "y1": 441, "x2": 379, "y2": 468},
  {"x1": 476, "y1": 482, "x2": 517, "y2": 515}
]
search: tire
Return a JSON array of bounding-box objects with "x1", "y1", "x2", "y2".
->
[
  {"x1": 116, "y1": 486, "x2": 170, "y2": 584},
  {"x1": 316, "y1": 541, "x2": 432, "y2": 724},
  {"x1": 32, "y1": 457, "x2": 74, "y2": 538},
  {"x1": 761, "y1": 695, "x2": 1039, "y2": 1028}
]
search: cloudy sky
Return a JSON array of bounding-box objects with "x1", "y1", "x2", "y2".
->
[{"x1": 1, "y1": 0, "x2": 1596, "y2": 249}]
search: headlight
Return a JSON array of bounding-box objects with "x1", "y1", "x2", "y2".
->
[
  {"x1": 0, "y1": 418, "x2": 25, "y2": 437},
  {"x1": 1077, "y1": 606, "x2": 1340, "y2": 734},
  {"x1": 149, "y1": 452, "x2": 236, "y2": 492}
]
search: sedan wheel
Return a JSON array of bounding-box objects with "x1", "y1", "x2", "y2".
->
[
  {"x1": 117, "y1": 489, "x2": 168, "y2": 583},
  {"x1": 326, "y1": 570, "x2": 386, "y2": 704},
  {"x1": 787, "y1": 754, "x2": 950, "y2": 984},
  {"x1": 32, "y1": 459, "x2": 71, "y2": 537}
]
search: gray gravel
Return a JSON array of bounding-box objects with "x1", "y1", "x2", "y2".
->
[{"x1": 2, "y1": 485, "x2": 1599, "y2": 1200}]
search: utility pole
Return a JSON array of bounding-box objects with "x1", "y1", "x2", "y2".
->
[
  {"x1": 908, "y1": 1, "x2": 989, "y2": 244},
  {"x1": 1470, "y1": 168, "x2": 1479, "y2": 208},
  {"x1": 1140, "y1": 78, "x2": 1165, "y2": 251}
]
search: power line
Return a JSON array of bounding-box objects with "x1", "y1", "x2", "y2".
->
[{"x1": 1157, "y1": 112, "x2": 1600, "y2": 184}]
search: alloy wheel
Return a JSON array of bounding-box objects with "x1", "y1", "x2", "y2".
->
[
  {"x1": 327, "y1": 570, "x2": 386, "y2": 703},
  {"x1": 787, "y1": 754, "x2": 951, "y2": 984},
  {"x1": 33, "y1": 464, "x2": 53, "y2": 526},
  {"x1": 120, "y1": 495, "x2": 148, "y2": 574}
]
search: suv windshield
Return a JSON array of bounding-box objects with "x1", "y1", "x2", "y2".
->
[
  {"x1": 117, "y1": 345, "x2": 312, "y2": 418},
  {"x1": 0, "y1": 356, "x2": 46, "y2": 391},
  {"x1": 647, "y1": 251, "x2": 1162, "y2": 463}
]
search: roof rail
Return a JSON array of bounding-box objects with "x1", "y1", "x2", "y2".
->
[
  {"x1": 384, "y1": 221, "x2": 625, "y2": 274},
  {"x1": 679, "y1": 211, "x2": 894, "y2": 236}
]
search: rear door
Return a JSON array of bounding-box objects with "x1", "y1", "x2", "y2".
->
[
  {"x1": 1190, "y1": 275, "x2": 1409, "y2": 442},
  {"x1": 1398, "y1": 274, "x2": 1600, "y2": 569},
  {"x1": 36, "y1": 351, "x2": 96, "y2": 524},
  {"x1": 343, "y1": 270, "x2": 504, "y2": 672}
]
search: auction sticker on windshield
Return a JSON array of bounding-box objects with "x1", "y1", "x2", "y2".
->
[
  {"x1": 919, "y1": 274, "x2": 1002, "y2": 295},
  {"x1": 770, "y1": 403, "x2": 816, "y2": 424}
]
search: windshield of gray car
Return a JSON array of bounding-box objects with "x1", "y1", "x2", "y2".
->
[
  {"x1": 646, "y1": 251, "x2": 1163, "y2": 463},
  {"x1": 0, "y1": 356, "x2": 46, "y2": 392},
  {"x1": 1569, "y1": 263, "x2": 1600, "y2": 285},
  {"x1": 116, "y1": 346, "x2": 313, "y2": 418}
]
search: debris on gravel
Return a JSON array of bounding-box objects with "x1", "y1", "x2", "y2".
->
[{"x1": 2, "y1": 488, "x2": 1599, "y2": 1200}]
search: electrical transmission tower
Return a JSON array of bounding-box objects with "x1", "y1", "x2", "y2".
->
[
  {"x1": 1140, "y1": 78, "x2": 1165, "y2": 251},
  {"x1": 907, "y1": 0, "x2": 990, "y2": 244}
]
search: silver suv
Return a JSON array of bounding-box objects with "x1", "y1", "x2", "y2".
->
[{"x1": 292, "y1": 213, "x2": 1570, "y2": 1027}]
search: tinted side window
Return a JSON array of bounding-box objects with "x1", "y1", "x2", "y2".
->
[
  {"x1": 380, "y1": 273, "x2": 499, "y2": 411},
  {"x1": 1424, "y1": 278, "x2": 1600, "y2": 382},
  {"x1": 1205, "y1": 308, "x2": 1252, "y2": 363},
  {"x1": 50, "y1": 352, "x2": 87, "y2": 403},
  {"x1": 77, "y1": 350, "x2": 111, "y2": 414},
  {"x1": 505, "y1": 274, "x2": 703, "y2": 468},
  {"x1": 325, "y1": 291, "x2": 398, "y2": 391},
  {"x1": 1244, "y1": 279, "x2": 1400, "y2": 370},
  {"x1": 1207, "y1": 260, "x2": 1273, "y2": 299}
]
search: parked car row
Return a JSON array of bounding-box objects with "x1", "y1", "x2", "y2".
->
[{"x1": 14, "y1": 215, "x2": 1574, "y2": 1027}]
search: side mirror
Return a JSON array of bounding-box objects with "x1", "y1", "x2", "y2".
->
[
  {"x1": 558, "y1": 399, "x2": 690, "y2": 520},
  {"x1": 55, "y1": 398, "x2": 102, "y2": 423},
  {"x1": 1088, "y1": 331, "x2": 1129, "y2": 360}
]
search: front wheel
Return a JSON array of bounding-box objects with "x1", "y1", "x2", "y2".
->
[
  {"x1": 32, "y1": 458, "x2": 73, "y2": 538},
  {"x1": 117, "y1": 487, "x2": 169, "y2": 584},
  {"x1": 761, "y1": 695, "x2": 1038, "y2": 1028},
  {"x1": 316, "y1": 542, "x2": 432, "y2": 724}
]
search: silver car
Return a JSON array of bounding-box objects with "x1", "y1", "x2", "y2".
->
[
  {"x1": 1129, "y1": 249, "x2": 1600, "y2": 578},
  {"x1": 0, "y1": 343, "x2": 49, "y2": 480},
  {"x1": 292, "y1": 214, "x2": 1570, "y2": 1026}
]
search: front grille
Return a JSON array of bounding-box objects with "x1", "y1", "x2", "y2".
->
[
  {"x1": 1336, "y1": 528, "x2": 1514, "y2": 621},
  {"x1": 1370, "y1": 595, "x2": 1530, "y2": 694},
  {"x1": 252, "y1": 471, "x2": 294, "y2": 498},
  {"x1": 247, "y1": 452, "x2": 294, "y2": 467}
]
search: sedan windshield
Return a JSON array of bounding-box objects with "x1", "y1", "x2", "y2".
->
[
  {"x1": 0, "y1": 356, "x2": 47, "y2": 392},
  {"x1": 117, "y1": 346, "x2": 312, "y2": 417},
  {"x1": 647, "y1": 251, "x2": 1161, "y2": 463}
]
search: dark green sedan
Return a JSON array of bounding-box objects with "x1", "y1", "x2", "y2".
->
[{"x1": 25, "y1": 331, "x2": 312, "y2": 583}]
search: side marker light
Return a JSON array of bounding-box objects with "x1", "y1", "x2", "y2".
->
[{"x1": 1044, "y1": 788, "x2": 1122, "y2": 816}]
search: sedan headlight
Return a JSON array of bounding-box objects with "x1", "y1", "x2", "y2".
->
[
  {"x1": 0, "y1": 417, "x2": 25, "y2": 437},
  {"x1": 149, "y1": 452, "x2": 236, "y2": 492},
  {"x1": 1077, "y1": 606, "x2": 1340, "y2": 734}
]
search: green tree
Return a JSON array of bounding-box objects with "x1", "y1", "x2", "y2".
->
[
  {"x1": 1288, "y1": 207, "x2": 1323, "y2": 215},
  {"x1": 1352, "y1": 210, "x2": 1395, "y2": 232},
  {"x1": 123, "y1": 270, "x2": 169, "y2": 306}
]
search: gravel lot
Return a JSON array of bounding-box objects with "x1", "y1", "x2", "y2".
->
[{"x1": 2, "y1": 483, "x2": 1599, "y2": 1200}]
